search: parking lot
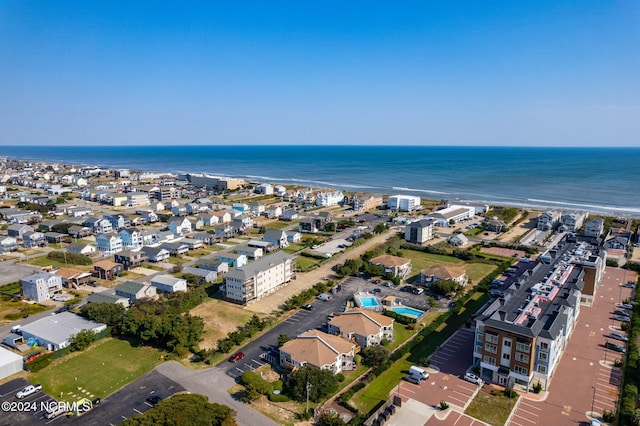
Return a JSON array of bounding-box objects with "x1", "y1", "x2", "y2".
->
[
  {"x1": 0, "y1": 371, "x2": 184, "y2": 426},
  {"x1": 508, "y1": 266, "x2": 635, "y2": 426}
]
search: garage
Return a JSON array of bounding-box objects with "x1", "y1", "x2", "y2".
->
[{"x1": 0, "y1": 347, "x2": 23, "y2": 380}]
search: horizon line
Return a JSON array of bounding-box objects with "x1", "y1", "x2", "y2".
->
[{"x1": 1, "y1": 144, "x2": 639, "y2": 149}]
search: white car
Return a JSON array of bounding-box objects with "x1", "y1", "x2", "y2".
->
[
  {"x1": 616, "y1": 303, "x2": 634, "y2": 310},
  {"x1": 464, "y1": 372, "x2": 483, "y2": 385},
  {"x1": 609, "y1": 332, "x2": 629, "y2": 342},
  {"x1": 16, "y1": 384, "x2": 42, "y2": 399}
]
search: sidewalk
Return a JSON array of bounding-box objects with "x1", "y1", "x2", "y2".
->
[{"x1": 246, "y1": 230, "x2": 397, "y2": 314}]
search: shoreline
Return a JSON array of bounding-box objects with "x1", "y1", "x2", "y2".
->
[{"x1": 2, "y1": 152, "x2": 639, "y2": 218}]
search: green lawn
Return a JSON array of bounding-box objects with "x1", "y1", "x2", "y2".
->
[
  {"x1": 403, "y1": 250, "x2": 496, "y2": 284},
  {"x1": 25, "y1": 255, "x2": 93, "y2": 271},
  {"x1": 465, "y1": 391, "x2": 519, "y2": 426},
  {"x1": 295, "y1": 256, "x2": 320, "y2": 272},
  {"x1": 32, "y1": 338, "x2": 164, "y2": 400},
  {"x1": 283, "y1": 243, "x2": 306, "y2": 254}
]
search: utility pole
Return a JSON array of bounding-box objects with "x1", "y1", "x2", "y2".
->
[
  {"x1": 306, "y1": 382, "x2": 312, "y2": 414},
  {"x1": 591, "y1": 386, "x2": 596, "y2": 417}
]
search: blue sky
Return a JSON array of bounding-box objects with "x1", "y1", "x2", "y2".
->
[{"x1": 1, "y1": 1, "x2": 638, "y2": 147}]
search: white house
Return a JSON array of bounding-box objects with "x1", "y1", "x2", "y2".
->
[
  {"x1": 95, "y1": 233, "x2": 124, "y2": 256},
  {"x1": 150, "y1": 275, "x2": 188, "y2": 293},
  {"x1": 449, "y1": 234, "x2": 469, "y2": 247},
  {"x1": 387, "y1": 195, "x2": 421, "y2": 212},
  {"x1": 225, "y1": 252, "x2": 295, "y2": 305},
  {"x1": 20, "y1": 272, "x2": 63, "y2": 303},
  {"x1": 263, "y1": 229, "x2": 289, "y2": 248},
  {"x1": 168, "y1": 217, "x2": 192, "y2": 235}
]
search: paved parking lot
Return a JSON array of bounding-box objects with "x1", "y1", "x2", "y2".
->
[
  {"x1": 0, "y1": 377, "x2": 57, "y2": 425},
  {"x1": 508, "y1": 266, "x2": 635, "y2": 426}
]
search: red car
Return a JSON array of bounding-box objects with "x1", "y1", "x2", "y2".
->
[{"x1": 229, "y1": 352, "x2": 245, "y2": 362}]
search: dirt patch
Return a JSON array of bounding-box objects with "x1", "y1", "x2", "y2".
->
[
  {"x1": 190, "y1": 299, "x2": 261, "y2": 349},
  {"x1": 481, "y1": 247, "x2": 525, "y2": 258}
]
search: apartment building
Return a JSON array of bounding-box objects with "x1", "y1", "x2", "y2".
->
[
  {"x1": 387, "y1": 195, "x2": 421, "y2": 212},
  {"x1": 224, "y1": 251, "x2": 296, "y2": 305},
  {"x1": 404, "y1": 219, "x2": 435, "y2": 244},
  {"x1": 537, "y1": 210, "x2": 561, "y2": 231},
  {"x1": 473, "y1": 237, "x2": 602, "y2": 391}
]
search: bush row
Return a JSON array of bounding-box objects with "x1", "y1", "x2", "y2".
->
[{"x1": 617, "y1": 276, "x2": 640, "y2": 425}]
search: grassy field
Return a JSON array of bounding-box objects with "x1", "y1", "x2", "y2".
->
[
  {"x1": 294, "y1": 256, "x2": 320, "y2": 272},
  {"x1": 465, "y1": 390, "x2": 519, "y2": 425},
  {"x1": 282, "y1": 243, "x2": 306, "y2": 254},
  {"x1": 25, "y1": 255, "x2": 93, "y2": 271},
  {"x1": 32, "y1": 338, "x2": 163, "y2": 400},
  {"x1": 0, "y1": 296, "x2": 50, "y2": 323},
  {"x1": 403, "y1": 250, "x2": 496, "y2": 284},
  {"x1": 190, "y1": 299, "x2": 261, "y2": 349}
]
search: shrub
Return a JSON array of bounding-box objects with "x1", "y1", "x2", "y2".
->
[
  {"x1": 439, "y1": 401, "x2": 449, "y2": 410},
  {"x1": 503, "y1": 387, "x2": 518, "y2": 398},
  {"x1": 602, "y1": 410, "x2": 616, "y2": 423},
  {"x1": 336, "y1": 373, "x2": 345, "y2": 383},
  {"x1": 268, "y1": 393, "x2": 290, "y2": 402},
  {"x1": 532, "y1": 381, "x2": 542, "y2": 394}
]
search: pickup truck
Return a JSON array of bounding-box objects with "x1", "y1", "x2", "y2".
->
[{"x1": 16, "y1": 384, "x2": 42, "y2": 399}]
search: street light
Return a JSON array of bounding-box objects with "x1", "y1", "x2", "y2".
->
[
  {"x1": 306, "y1": 382, "x2": 312, "y2": 414},
  {"x1": 591, "y1": 386, "x2": 596, "y2": 417}
]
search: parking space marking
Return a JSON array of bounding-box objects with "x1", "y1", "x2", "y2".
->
[
  {"x1": 512, "y1": 413, "x2": 537, "y2": 424},
  {"x1": 134, "y1": 408, "x2": 144, "y2": 414}
]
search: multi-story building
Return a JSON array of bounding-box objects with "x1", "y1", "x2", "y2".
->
[
  {"x1": 537, "y1": 210, "x2": 561, "y2": 231},
  {"x1": 351, "y1": 195, "x2": 383, "y2": 212},
  {"x1": 118, "y1": 228, "x2": 143, "y2": 251},
  {"x1": 404, "y1": 219, "x2": 435, "y2": 244},
  {"x1": 369, "y1": 254, "x2": 412, "y2": 279},
  {"x1": 95, "y1": 233, "x2": 124, "y2": 256},
  {"x1": 582, "y1": 218, "x2": 604, "y2": 238},
  {"x1": 473, "y1": 237, "x2": 602, "y2": 391},
  {"x1": 316, "y1": 191, "x2": 344, "y2": 207},
  {"x1": 225, "y1": 252, "x2": 295, "y2": 305},
  {"x1": 114, "y1": 250, "x2": 147, "y2": 270},
  {"x1": 427, "y1": 205, "x2": 475, "y2": 227},
  {"x1": 387, "y1": 195, "x2": 421, "y2": 212},
  {"x1": 20, "y1": 272, "x2": 63, "y2": 303},
  {"x1": 560, "y1": 211, "x2": 588, "y2": 232}
]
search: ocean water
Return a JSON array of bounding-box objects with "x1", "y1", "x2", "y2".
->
[{"x1": 1, "y1": 145, "x2": 639, "y2": 216}]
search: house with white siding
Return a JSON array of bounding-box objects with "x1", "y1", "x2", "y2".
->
[{"x1": 95, "y1": 233, "x2": 124, "y2": 256}]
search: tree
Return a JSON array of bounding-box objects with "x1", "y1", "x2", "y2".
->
[
  {"x1": 70, "y1": 329, "x2": 96, "y2": 352},
  {"x1": 361, "y1": 345, "x2": 390, "y2": 368},
  {"x1": 373, "y1": 223, "x2": 388, "y2": 234},
  {"x1": 324, "y1": 222, "x2": 336, "y2": 232},
  {"x1": 277, "y1": 334, "x2": 291, "y2": 347},
  {"x1": 122, "y1": 394, "x2": 237, "y2": 426},
  {"x1": 80, "y1": 302, "x2": 126, "y2": 326},
  {"x1": 285, "y1": 365, "x2": 339, "y2": 402},
  {"x1": 432, "y1": 279, "x2": 461, "y2": 296},
  {"x1": 317, "y1": 410, "x2": 347, "y2": 426}
]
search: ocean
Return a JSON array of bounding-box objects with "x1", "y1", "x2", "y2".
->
[{"x1": 1, "y1": 145, "x2": 639, "y2": 216}]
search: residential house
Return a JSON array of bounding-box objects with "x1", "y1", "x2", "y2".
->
[
  {"x1": 67, "y1": 207, "x2": 93, "y2": 218},
  {"x1": 231, "y1": 215, "x2": 253, "y2": 234},
  {"x1": 448, "y1": 234, "x2": 469, "y2": 247},
  {"x1": 196, "y1": 259, "x2": 229, "y2": 275},
  {"x1": 211, "y1": 210, "x2": 232, "y2": 224},
  {"x1": 7, "y1": 224, "x2": 34, "y2": 238},
  {"x1": 23, "y1": 231, "x2": 46, "y2": 248},
  {"x1": 404, "y1": 219, "x2": 435, "y2": 244},
  {"x1": 118, "y1": 228, "x2": 143, "y2": 250},
  {"x1": 216, "y1": 252, "x2": 248, "y2": 268},
  {"x1": 115, "y1": 281, "x2": 158, "y2": 303},
  {"x1": 86, "y1": 291, "x2": 130, "y2": 308},
  {"x1": 151, "y1": 275, "x2": 188, "y2": 293},
  {"x1": 139, "y1": 246, "x2": 170, "y2": 263},
  {"x1": 299, "y1": 216, "x2": 327, "y2": 234},
  {"x1": 224, "y1": 251, "x2": 295, "y2": 305},
  {"x1": 127, "y1": 192, "x2": 150, "y2": 207},
  {"x1": 369, "y1": 254, "x2": 412, "y2": 279},
  {"x1": 248, "y1": 240, "x2": 276, "y2": 253},
  {"x1": 137, "y1": 210, "x2": 158, "y2": 223},
  {"x1": 248, "y1": 202, "x2": 266, "y2": 216},
  {"x1": 605, "y1": 234, "x2": 630, "y2": 250},
  {"x1": 583, "y1": 218, "x2": 604, "y2": 238},
  {"x1": 95, "y1": 233, "x2": 124, "y2": 256},
  {"x1": 91, "y1": 260, "x2": 124, "y2": 280},
  {"x1": 182, "y1": 267, "x2": 218, "y2": 284},
  {"x1": 351, "y1": 195, "x2": 383, "y2": 212},
  {"x1": 420, "y1": 264, "x2": 468, "y2": 287},
  {"x1": 44, "y1": 231, "x2": 69, "y2": 244},
  {"x1": 67, "y1": 225, "x2": 92, "y2": 238},
  {"x1": 20, "y1": 272, "x2": 63, "y2": 303},
  {"x1": 110, "y1": 193, "x2": 128, "y2": 207},
  {"x1": 114, "y1": 250, "x2": 147, "y2": 270},
  {"x1": 560, "y1": 211, "x2": 588, "y2": 232},
  {"x1": 0, "y1": 236, "x2": 18, "y2": 253},
  {"x1": 168, "y1": 216, "x2": 192, "y2": 235},
  {"x1": 104, "y1": 214, "x2": 129, "y2": 230},
  {"x1": 265, "y1": 205, "x2": 283, "y2": 219},
  {"x1": 84, "y1": 216, "x2": 113, "y2": 234},
  {"x1": 279, "y1": 330, "x2": 356, "y2": 374},
  {"x1": 188, "y1": 216, "x2": 204, "y2": 231},
  {"x1": 180, "y1": 238, "x2": 203, "y2": 250},
  {"x1": 159, "y1": 241, "x2": 189, "y2": 256},
  {"x1": 255, "y1": 183, "x2": 273, "y2": 195},
  {"x1": 66, "y1": 242, "x2": 96, "y2": 256},
  {"x1": 282, "y1": 209, "x2": 299, "y2": 221},
  {"x1": 286, "y1": 231, "x2": 302, "y2": 244},
  {"x1": 537, "y1": 210, "x2": 561, "y2": 231},
  {"x1": 263, "y1": 229, "x2": 289, "y2": 248},
  {"x1": 198, "y1": 213, "x2": 219, "y2": 227},
  {"x1": 55, "y1": 267, "x2": 92, "y2": 288},
  {"x1": 235, "y1": 244, "x2": 263, "y2": 260},
  {"x1": 191, "y1": 232, "x2": 220, "y2": 245},
  {"x1": 171, "y1": 205, "x2": 188, "y2": 216},
  {"x1": 327, "y1": 309, "x2": 394, "y2": 348},
  {"x1": 316, "y1": 190, "x2": 344, "y2": 207},
  {"x1": 214, "y1": 223, "x2": 236, "y2": 239}
]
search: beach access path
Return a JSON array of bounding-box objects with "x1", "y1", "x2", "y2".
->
[{"x1": 246, "y1": 228, "x2": 398, "y2": 314}]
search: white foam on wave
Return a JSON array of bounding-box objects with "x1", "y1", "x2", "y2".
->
[
  {"x1": 392, "y1": 186, "x2": 448, "y2": 195},
  {"x1": 527, "y1": 198, "x2": 640, "y2": 214}
]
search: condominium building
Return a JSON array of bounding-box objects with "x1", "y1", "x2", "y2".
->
[
  {"x1": 225, "y1": 251, "x2": 296, "y2": 305},
  {"x1": 473, "y1": 236, "x2": 603, "y2": 391},
  {"x1": 537, "y1": 210, "x2": 561, "y2": 231},
  {"x1": 387, "y1": 195, "x2": 421, "y2": 212},
  {"x1": 404, "y1": 219, "x2": 435, "y2": 244}
]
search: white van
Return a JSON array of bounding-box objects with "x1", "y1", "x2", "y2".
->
[
  {"x1": 409, "y1": 366, "x2": 429, "y2": 380},
  {"x1": 45, "y1": 405, "x2": 67, "y2": 420},
  {"x1": 317, "y1": 294, "x2": 332, "y2": 301}
]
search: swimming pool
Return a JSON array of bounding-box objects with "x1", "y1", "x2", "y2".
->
[
  {"x1": 388, "y1": 306, "x2": 425, "y2": 318},
  {"x1": 359, "y1": 297, "x2": 380, "y2": 307}
]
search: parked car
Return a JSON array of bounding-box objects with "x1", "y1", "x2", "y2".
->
[
  {"x1": 612, "y1": 310, "x2": 630, "y2": 317},
  {"x1": 302, "y1": 304, "x2": 314, "y2": 311},
  {"x1": 616, "y1": 303, "x2": 634, "y2": 310},
  {"x1": 489, "y1": 289, "x2": 505, "y2": 298},
  {"x1": 613, "y1": 315, "x2": 631, "y2": 322},
  {"x1": 403, "y1": 374, "x2": 421, "y2": 385},
  {"x1": 16, "y1": 384, "x2": 42, "y2": 399},
  {"x1": 605, "y1": 341, "x2": 627, "y2": 353},
  {"x1": 372, "y1": 288, "x2": 381, "y2": 294},
  {"x1": 229, "y1": 352, "x2": 245, "y2": 362},
  {"x1": 609, "y1": 332, "x2": 629, "y2": 342},
  {"x1": 463, "y1": 372, "x2": 483, "y2": 385},
  {"x1": 621, "y1": 282, "x2": 636, "y2": 289},
  {"x1": 146, "y1": 395, "x2": 162, "y2": 406}
]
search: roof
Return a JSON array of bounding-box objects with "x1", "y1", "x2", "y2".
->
[
  {"x1": 55, "y1": 268, "x2": 91, "y2": 280},
  {"x1": 226, "y1": 251, "x2": 294, "y2": 281},
  {"x1": 151, "y1": 275, "x2": 185, "y2": 286},
  {"x1": 20, "y1": 272, "x2": 59, "y2": 283},
  {"x1": 280, "y1": 330, "x2": 355, "y2": 368},
  {"x1": 116, "y1": 281, "x2": 145, "y2": 295},
  {"x1": 329, "y1": 309, "x2": 394, "y2": 337},
  {"x1": 87, "y1": 292, "x2": 127, "y2": 304},
  {"x1": 66, "y1": 242, "x2": 93, "y2": 251},
  {"x1": 407, "y1": 219, "x2": 434, "y2": 228},
  {"x1": 182, "y1": 267, "x2": 216, "y2": 277},
  {"x1": 370, "y1": 254, "x2": 410, "y2": 268},
  {"x1": 19, "y1": 312, "x2": 106, "y2": 346},
  {"x1": 421, "y1": 264, "x2": 466, "y2": 279},
  {"x1": 140, "y1": 246, "x2": 169, "y2": 256},
  {"x1": 0, "y1": 346, "x2": 23, "y2": 365},
  {"x1": 93, "y1": 260, "x2": 120, "y2": 270}
]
